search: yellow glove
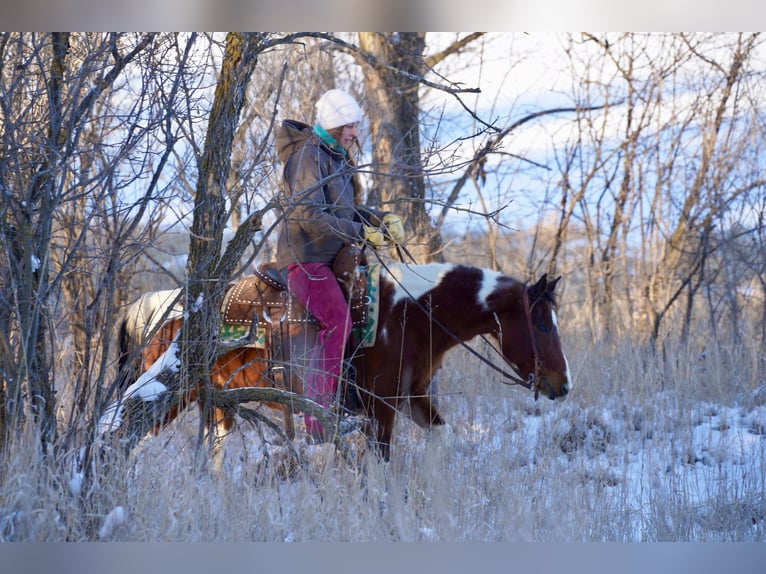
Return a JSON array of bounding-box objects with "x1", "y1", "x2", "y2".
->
[
  {"x1": 382, "y1": 214, "x2": 405, "y2": 244},
  {"x1": 363, "y1": 225, "x2": 386, "y2": 249}
]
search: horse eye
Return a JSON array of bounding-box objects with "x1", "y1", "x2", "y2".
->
[{"x1": 536, "y1": 321, "x2": 551, "y2": 334}]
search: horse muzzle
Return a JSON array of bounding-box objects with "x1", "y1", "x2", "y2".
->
[{"x1": 534, "y1": 374, "x2": 570, "y2": 401}]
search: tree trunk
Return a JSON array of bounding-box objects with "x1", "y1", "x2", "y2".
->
[
  {"x1": 180, "y1": 32, "x2": 264, "y2": 450},
  {"x1": 358, "y1": 33, "x2": 440, "y2": 262}
]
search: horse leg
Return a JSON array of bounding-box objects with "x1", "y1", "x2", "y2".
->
[
  {"x1": 205, "y1": 407, "x2": 232, "y2": 475},
  {"x1": 365, "y1": 399, "x2": 397, "y2": 462},
  {"x1": 409, "y1": 394, "x2": 455, "y2": 456},
  {"x1": 269, "y1": 323, "x2": 299, "y2": 442},
  {"x1": 282, "y1": 405, "x2": 295, "y2": 440},
  {"x1": 408, "y1": 395, "x2": 445, "y2": 428},
  {"x1": 268, "y1": 351, "x2": 297, "y2": 441}
]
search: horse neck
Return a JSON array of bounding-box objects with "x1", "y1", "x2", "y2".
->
[{"x1": 383, "y1": 262, "x2": 514, "y2": 345}]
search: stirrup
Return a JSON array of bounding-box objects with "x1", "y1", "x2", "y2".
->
[
  {"x1": 337, "y1": 416, "x2": 364, "y2": 436},
  {"x1": 341, "y1": 360, "x2": 363, "y2": 412}
]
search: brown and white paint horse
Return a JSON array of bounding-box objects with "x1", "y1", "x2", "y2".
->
[{"x1": 115, "y1": 261, "x2": 571, "y2": 461}]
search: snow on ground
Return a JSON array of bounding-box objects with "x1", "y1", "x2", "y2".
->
[
  {"x1": 461, "y1": 390, "x2": 766, "y2": 540},
  {"x1": 204, "y1": 386, "x2": 766, "y2": 540},
  {"x1": 113, "y1": 356, "x2": 765, "y2": 541}
]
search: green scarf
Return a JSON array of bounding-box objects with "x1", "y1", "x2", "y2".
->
[{"x1": 313, "y1": 124, "x2": 346, "y2": 155}]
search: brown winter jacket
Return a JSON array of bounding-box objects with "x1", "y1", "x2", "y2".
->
[{"x1": 275, "y1": 119, "x2": 385, "y2": 269}]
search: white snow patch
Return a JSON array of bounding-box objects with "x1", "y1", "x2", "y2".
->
[
  {"x1": 97, "y1": 401, "x2": 124, "y2": 435},
  {"x1": 420, "y1": 526, "x2": 438, "y2": 540},
  {"x1": 191, "y1": 292, "x2": 204, "y2": 312},
  {"x1": 69, "y1": 472, "x2": 83, "y2": 497},
  {"x1": 98, "y1": 506, "x2": 126, "y2": 539},
  {"x1": 69, "y1": 447, "x2": 86, "y2": 496}
]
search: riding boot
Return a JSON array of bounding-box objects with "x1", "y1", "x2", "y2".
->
[{"x1": 341, "y1": 357, "x2": 364, "y2": 413}]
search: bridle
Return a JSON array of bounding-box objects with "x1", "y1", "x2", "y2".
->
[
  {"x1": 479, "y1": 282, "x2": 554, "y2": 399},
  {"x1": 519, "y1": 283, "x2": 553, "y2": 400}
]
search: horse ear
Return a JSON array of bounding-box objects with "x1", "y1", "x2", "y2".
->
[
  {"x1": 547, "y1": 275, "x2": 562, "y2": 294},
  {"x1": 528, "y1": 274, "x2": 548, "y2": 302}
]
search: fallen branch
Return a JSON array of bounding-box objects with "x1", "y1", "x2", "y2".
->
[{"x1": 207, "y1": 386, "x2": 364, "y2": 463}]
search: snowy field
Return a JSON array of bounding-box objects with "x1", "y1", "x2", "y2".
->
[
  {"x1": 1, "y1": 336, "x2": 764, "y2": 546},
  {"x1": 73, "y1": 339, "x2": 765, "y2": 543}
]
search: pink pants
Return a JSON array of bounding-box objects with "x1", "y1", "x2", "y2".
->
[{"x1": 287, "y1": 262, "x2": 352, "y2": 438}]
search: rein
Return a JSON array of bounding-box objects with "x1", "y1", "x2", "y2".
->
[
  {"x1": 521, "y1": 284, "x2": 545, "y2": 399},
  {"x1": 480, "y1": 283, "x2": 549, "y2": 399},
  {"x1": 394, "y1": 242, "x2": 417, "y2": 266}
]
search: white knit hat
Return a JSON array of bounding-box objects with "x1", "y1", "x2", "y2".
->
[{"x1": 315, "y1": 89, "x2": 363, "y2": 130}]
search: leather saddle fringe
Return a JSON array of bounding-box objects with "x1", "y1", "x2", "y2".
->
[{"x1": 221, "y1": 261, "x2": 369, "y2": 328}]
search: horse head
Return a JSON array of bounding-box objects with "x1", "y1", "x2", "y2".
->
[{"x1": 494, "y1": 273, "x2": 572, "y2": 400}]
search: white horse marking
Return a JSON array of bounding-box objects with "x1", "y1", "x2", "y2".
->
[
  {"x1": 98, "y1": 340, "x2": 180, "y2": 434},
  {"x1": 384, "y1": 262, "x2": 455, "y2": 307},
  {"x1": 562, "y1": 354, "x2": 573, "y2": 395},
  {"x1": 550, "y1": 310, "x2": 573, "y2": 394},
  {"x1": 477, "y1": 269, "x2": 503, "y2": 308}
]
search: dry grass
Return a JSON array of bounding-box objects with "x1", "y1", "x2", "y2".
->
[{"x1": 1, "y1": 321, "x2": 764, "y2": 541}]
